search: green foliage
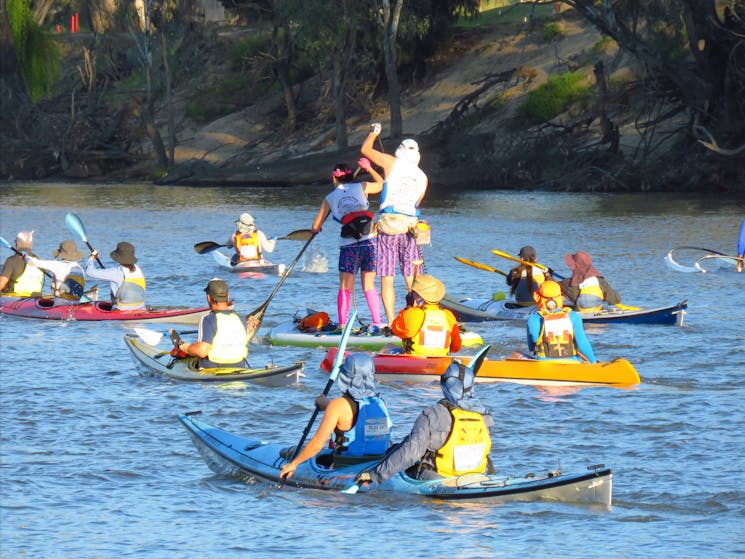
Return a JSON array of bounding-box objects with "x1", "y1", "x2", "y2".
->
[
  {"x1": 543, "y1": 22, "x2": 564, "y2": 42},
  {"x1": 456, "y1": 3, "x2": 557, "y2": 28},
  {"x1": 519, "y1": 72, "x2": 590, "y2": 123},
  {"x1": 592, "y1": 35, "x2": 616, "y2": 54},
  {"x1": 229, "y1": 34, "x2": 272, "y2": 72},
  {"x1": 8, "y1": 0, "x2": 60, "y2": 103}
]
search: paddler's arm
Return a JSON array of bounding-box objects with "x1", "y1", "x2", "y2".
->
[
  {"x1": 280, "y1": 398, "x2": 345, "y2": 479},
  {"x1": 570, "y1": 312, "x2": 596, "y2": 363},
  {"x1": 360, "y1": 123, "x2": 395, "y2": 175},
  {"x1": 311, "y1": 201, "x2": 331, "y2": 234}
]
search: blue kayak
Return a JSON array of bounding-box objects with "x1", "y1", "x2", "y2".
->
[
  {"x1": 442, "y1": 295, "x2": 687, "y2": 326},
  {"x1": 179, "y1": 412, "x2": 612, "y2": 505}
]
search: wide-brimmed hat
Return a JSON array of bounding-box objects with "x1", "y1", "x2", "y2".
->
[
  {"x1": 564, "y1": 251, "x2": 600, "y2": 286},
  {"x1": 15, "y1": 231, "x2": 34, "y2": 252},
  {"x1": 235, "y1": 213, "x2": 254, "y2": 232},
  {"x1": 110, "y1": 242, "x2": 137, "y2": 265},
  {"x1": 519, "y1": 246, "x2": 536, "y2": 260},
  {"x1": 204, "y1": 278, "x2": 229, "y2": 302},
  {"x1": 52, "y1": 240, "x2": 84, "y2": 261},
  {"x1": 411, "y1": 274, "x2": 445, "y2": 304}
]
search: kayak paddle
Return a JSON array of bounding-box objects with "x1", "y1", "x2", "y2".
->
[
  {"x1": 491, "y1": 249, "x2": 564, "y2": 279},
  {"x1": 245, "y1": 231, "x2": 318, "y2": 342},
  {"x1": 65, "y1": 212, "x2": 105, "y2": 268},
  {"x1": 454, "y1": 256, "x2": 507, "y2": 276},
  {"x1": 343, "y1": 342, "x2": 493, "y2": 495},
  {"x1": 280, "y1": 309, "x2": 357, "y2": 489},
  {"x1": 193, "y1": 229, "x2": 316, "y2": 255}
]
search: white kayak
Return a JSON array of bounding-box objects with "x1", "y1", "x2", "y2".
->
[
  {"x1": 268, "y1": 319, "x2": 483, "y2": 351},
  {"x1": 212, "y1": 250, "x2": 286, "y2": 276}
]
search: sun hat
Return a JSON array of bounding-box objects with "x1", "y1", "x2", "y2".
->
[
  {"x1": 337, "y1": 353, "x2": 377, "y2": 400},
  {"x1": 15, "y1": 231, "x2": 34, "y2": 252},
  {"x1": 235, "y1": 213, "x2": 255, "y2": 232},
  {"x1": 564, "y1": 251, "x2": 600, "y2": 286},
  {"x1": 395, "y1": 138, "x2": 421, "y2": 165},
  {"x1": 411, "y1": 274, "x2": 445, "y2": 304},
  {"x1": 533, "y1": 280, "x2": 564, "y2": 310},
  {"x1": 204, "y1": 278, "x2": 229, "y2": 302},
  {"x1": 52, "y1": 240, "x2": 84, "y2": 261},
  {"x1": 110, "y1": 242, "x2": 137, "y2": 265},
  {"x1": 519, "y1": 246, "x2": 536, "y2": 260}
]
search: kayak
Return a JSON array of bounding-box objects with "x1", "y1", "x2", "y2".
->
[
  {"x1": 124, "y1": 334, "x2": 304, "y2": 385},
  {"x1": 321, "y1": 348, "x2": 640, "y2": 387},
  {"x1": 441, "y1": 295, "x2": 687, "y2": 326},
  {"x1": 212, "y1": 250, "x2": 286, "y2": 276},
  {"x1": 268, "y1": 319, "x2": 483, "y2": 351},
  {"x1": 0, "y1": 297, "x2": 210, "y2": 324},
  {"x1": 179, "y1": 411, "x2": 613, "y2": 505}
]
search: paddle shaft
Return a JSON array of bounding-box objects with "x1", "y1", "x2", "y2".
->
[
  {"x1": 245, "y1": 232, "x2": 318, "y2": 342},
  {"x1": 492, "y1": 249, "x2": 564, "y2": 280},
  {"x1": 279, "y1": 310, "x2": 357, "y2": 488},
  {"x1": 454, "y1": 257, "x2": 507, "y2": 276}
]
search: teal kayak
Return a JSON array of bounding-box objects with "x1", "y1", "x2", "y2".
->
[{"x1": 179, "y1": 411, "x2": 612, "y2": 505}]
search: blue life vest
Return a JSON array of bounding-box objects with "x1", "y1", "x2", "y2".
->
[{"x1": 335, "y1": 396, "x2": 392, "y2": 456}]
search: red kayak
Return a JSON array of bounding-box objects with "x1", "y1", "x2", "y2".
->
[{"x1": 0, "y1": 297, "x2": 210, "y2": 324}]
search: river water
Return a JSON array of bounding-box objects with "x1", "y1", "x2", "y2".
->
[{"x1": 1, "y1": 182, "x2": 743, "y2": 558}]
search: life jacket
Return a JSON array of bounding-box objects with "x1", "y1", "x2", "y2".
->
[
  {"x1": 409, "y1": 305, "x2": 453, "y2": 357},
  {"x1": 114, "y1": 266, "x2": 146, "y2": 309},
  {"x1": 297, "y1": 311, "x2": 330, "y2": 332},
  {"x1": 206, "y1": 311, "x2": 249, "y2": 364},
  {"x1": 234, "y1": 231, "x2": 261, "y2": 261},
  {"x1": 434, "y1": 401, "x2": 491, "y2": 477},
  {"x1": 514, "y1": 267, "x2": 545, "y2": 305},
  {"x1": 11, "y1": 259, "x2": 45, "y2": 296},
  {"x1": 333, "y1": 395, "x2": 392, "y2": 457},
  {"x1": 535, "y1": 310, "x2": 577, "y2": 358},
  {"x1": 575, "y1": 277, "x2": 604, "y2": 312},
  {"x1": 327, "y1": 183, "x2": 375, "y2": 242},
  {"x1": 379, "y1": 159, "x2": 427, "y2": 217},
  {"x1": 56, "y1": 263, "x2": 85, "y2": 300}
]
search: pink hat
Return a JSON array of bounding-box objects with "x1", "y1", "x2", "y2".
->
[{"x1": 565, "y1": 251, "x2": 601, "y2": 286}]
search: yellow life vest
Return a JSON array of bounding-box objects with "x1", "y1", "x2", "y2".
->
[
  {"x1": 536, "y1": 310, "x2": 577, "y2": 358},
  {"x1": 115, "y1": 267, "x2": 146, "y2": 309},
  {"x1": 410, "y1": 306, "x2": 452, "y2": 357},
  {"x1": 434, "y1": 405, "x2": 492, "y2": 477},
  {"x1": 207, "y1": 312, "x2": 249, "y2": 364},
  {"x1": 12, "y1": 262, "x2": 45, "y2": 296},
  {"x1": 576, "y1": 277, "x2": 604, "y2": 312},
  {"x1": 234, "y1": 232, "x2": 261, "y2": 261}
]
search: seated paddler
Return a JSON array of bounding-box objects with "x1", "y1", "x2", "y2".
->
[
  {"x1": 390, "y1": 274, "x2": 461, "y2": 356},
  {"x1": 525, "y1": 280, "x2": 596, "y2": 363},
  {"x1": 280, "y1": 353, "x2": 392, "y2": 479},
  {"x1": 353, "y1": 358, "x2": 493, "y2": 488},
  {"x1": 172, "y1": 278, "x2": 249, "y2": 369}
]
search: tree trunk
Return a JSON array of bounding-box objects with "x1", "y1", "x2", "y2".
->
[
  {"x1": 162, "y1": 34, "x2": 175, "y2": 166},
  {"x1": 593, "y1": 60, "x2": 618, "y2": 153},
  {"x1": 332, "y1": 50, "x2": 348, "y2": 151},
  {"x1": 380, "y1": 0, "x2": 403, "y2": 138},
  {"x1": 272, "y1": 22, "x2": 297, "y2": 130}
]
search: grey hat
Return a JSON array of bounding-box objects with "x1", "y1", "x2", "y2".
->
[
  {"x1": 235, "y1": 213, "x2": 255, "y2": 233},
  {"x1": 110, "y1": 242, "x2": 137, "y2": 265},
  {"x1": 53, "y1": 240, "x2": 84, "y2": 261},
  {"x1": 204, "y1": 278, "x2": 229, "y2": 302},
  {"x1": 519, "y1": 246, "x2": 536, "y2": 260}
]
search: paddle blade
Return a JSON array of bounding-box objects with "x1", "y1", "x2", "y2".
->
[
  {"x1": 342, "y1": 484, "x2": 360, "y2": 494},
  {"x1": 454, "y1": 256, "x2": 507, "y2": 276},
  {"x1": 245, "y1": 305, "x2": 266, "y2": 342},
  {"x1": 132, "y1": 327, "x2": 165, "y2": 346},
  {"x1": 280, "y1": 229, "x2": 315, "y2": 241},
  {"x1": 65, "y1": 212, "x2": 88, "y2": 243},
  {"x1": 468, "y1": 344, "x2": 491, "y2": 376},
  {"x1": 193, "y1": 241, "x2": 226, "y2": 254}
]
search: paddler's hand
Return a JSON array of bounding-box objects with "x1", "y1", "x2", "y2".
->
[
  {"x1": 280, "y1": 461, "x2": 297, "y2": 480},
  {"x1": 354, "y1": 471, "x2": 373, "y2": 487},
  {"x1": 89, "y1": 249, "x2": 99, "y2": 260},
  {"x1": 314, "y1": 394, "x2": 330, "y2": 411},
  {"x1": 178, "y1": 343, "x2": 190, "y2": 355},
  {"x1": 369, "y1": 122, "x2": 381, "y2": 135},
  {"x1": 357, "y1": 157, "x2": 372, "y2": 172}
]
